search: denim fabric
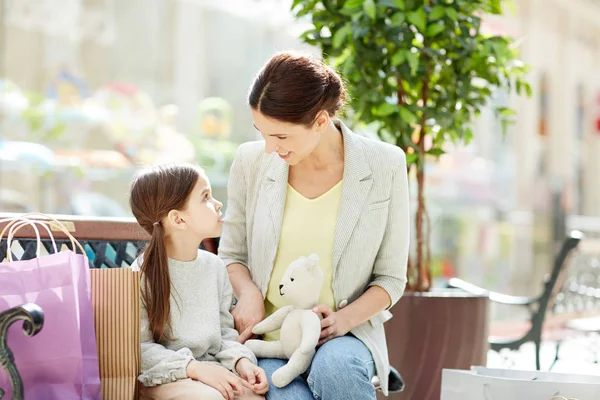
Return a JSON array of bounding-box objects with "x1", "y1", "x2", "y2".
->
[{"x1": 258, "y1": 335, "x2": 376, "y2": 400}]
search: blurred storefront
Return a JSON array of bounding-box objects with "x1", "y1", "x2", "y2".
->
[{"x1": 0, "y1": 0, "x2": 313, "y2": 215}]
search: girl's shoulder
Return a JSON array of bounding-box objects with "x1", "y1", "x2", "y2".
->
[
  {"x1": 197, "y1": 250, "x2": 227, "y2": 272},
  {"x1": 197, "y1": 249, "x2": 223, "y2": 265},
  {"x1": 130, "y1": 250, "x2": 224, "y2": 272}
]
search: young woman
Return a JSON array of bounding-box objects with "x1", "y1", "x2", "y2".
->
[{"x1": 219, "y1": 53, "x2": 410, "y2": 399}]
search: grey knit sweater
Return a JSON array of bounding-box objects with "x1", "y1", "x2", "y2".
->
[{"x1": 132, "y1": 250, "x2": 257, "y2": 387}]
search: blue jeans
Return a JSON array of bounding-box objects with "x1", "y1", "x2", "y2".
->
[{"x1": 258, "y1": 335, "x2": 376, "y2": 400}]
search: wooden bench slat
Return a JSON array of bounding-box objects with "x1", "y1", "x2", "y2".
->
[{"x1": 565, "y1": 316, "x2": 600, "y2": 333}]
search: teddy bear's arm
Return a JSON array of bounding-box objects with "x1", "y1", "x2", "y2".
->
[
  {"x1": 299, "y1": 311, "x2": 321, "y2": 354},
  {"x1": 252, "y1": 305, "x2": 295, "y2": 334}
]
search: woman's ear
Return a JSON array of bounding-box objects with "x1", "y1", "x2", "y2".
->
[{"x1": 314, "y1": 110, "x2": 330, "y2": 132}]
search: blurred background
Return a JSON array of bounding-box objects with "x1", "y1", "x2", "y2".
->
[{"x1": 1, "y1": 0, "x2": 600, "y2": 328}]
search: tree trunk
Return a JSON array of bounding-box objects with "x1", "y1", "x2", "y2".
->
[
  {"x1": 416, "y1": 63, "x2": 431, "y2": 292},
  {"x1": 398, "y1": 77, "x2": 417, "y2": 291},
  {"x1": 415, "y1": 149, "x2": 430, "y2": 291}
]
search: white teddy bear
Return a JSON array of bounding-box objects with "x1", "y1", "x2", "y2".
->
[{"x1": 244, "y1": 254, "x2": 323, "y2": 388}]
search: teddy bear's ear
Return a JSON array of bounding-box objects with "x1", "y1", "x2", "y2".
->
[
  {"x1": 307, "y1": 254, "x2": 319, "y2": 265},
  {"x1": 306, "y1": 254, "x2": 320, "y2": 273}
]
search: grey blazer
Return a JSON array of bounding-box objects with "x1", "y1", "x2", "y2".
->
[{"x1": 218, "y1": 121, "x2": 410, "y2": 395}]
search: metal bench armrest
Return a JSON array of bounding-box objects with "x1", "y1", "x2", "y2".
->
[
  {"x1": 448, "y1": 278, "x2": 538, "y2": 306},
  {"x1": 0, "y1": 303, "x2": 44, "y2": 400}
]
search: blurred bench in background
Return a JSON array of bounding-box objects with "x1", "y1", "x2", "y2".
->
[{"x1": 450, "y1": 231, "x2": 600, "y2": 370}]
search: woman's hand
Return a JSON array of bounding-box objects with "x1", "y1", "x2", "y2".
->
[
  {"x1": 312, "y1": 305, "x2": 352, "y2": 346},
  {"x1": 235, "y1": 358, "x2": 269, "y2": 395},
  {"x1": 187, "y1": 360, "x2": 253, "y2": 400},
  {"x1": 232, "y1": 289, "x2": 265, "y2": 344}
]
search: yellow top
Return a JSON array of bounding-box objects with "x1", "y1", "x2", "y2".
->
[{"x1": 263, "y1": 180, "x2": 343, "y2": 341}]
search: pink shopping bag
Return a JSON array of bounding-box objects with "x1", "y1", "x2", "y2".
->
[{"x1": 0, "y1": 216, "x2": 101, "y2": 399}]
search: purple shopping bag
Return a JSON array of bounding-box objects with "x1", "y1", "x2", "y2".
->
[{"x1": 0, "y1": 247, "x2": 101, "y2": 399}]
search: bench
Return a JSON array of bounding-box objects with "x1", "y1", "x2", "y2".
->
[
  {"x1": 449, "y1": 231, "x2": 600, "y2": 370},
  {"x1": 0, "y1": 213, "x2": 404, "y2": 398},
  {"x1": 0, "y1": 214, "x2": 213, "y2": 399}
]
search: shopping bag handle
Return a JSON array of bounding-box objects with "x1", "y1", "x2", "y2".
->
[
  {"x1": 0, "y1": 217, "x2": 56, "y2": 261},
  {"x1": 12, "y1": 213, "x2": 85, "y2": 254},
  {"x1": 0, "y1": 214, "x2": 85, "y2": 262}
]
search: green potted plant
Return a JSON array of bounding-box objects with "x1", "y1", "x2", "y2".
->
[{"x1": 290, "y1": 0, "x2": 530, "y2": 398}]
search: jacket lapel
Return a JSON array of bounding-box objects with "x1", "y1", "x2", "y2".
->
[
  {"x1": 261, "y1": 155, "x2": 289, "y2": 280},
  {"x1": 333, "y1": 123, "x2": 373, "y2": 273}
]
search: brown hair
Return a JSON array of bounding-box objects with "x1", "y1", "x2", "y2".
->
[
  {"x1": 129, "y1": 163, "x2": 201, "y2": 343},
  {"x1": 249, "y1": 52, "x2": 347, "y2": 126}
]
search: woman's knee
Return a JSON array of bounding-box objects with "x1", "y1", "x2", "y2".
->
[
  {"x1": 308, "y1": 336, "x2": 375, "y2": 385},
  {"x1": 258, "y1": 358, "x2": 314, "y2": 400},
  {"x1": 307, "y1": 337, "x2": 376, "y2": 399}
]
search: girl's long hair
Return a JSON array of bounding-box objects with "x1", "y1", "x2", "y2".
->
[{"x1": 129, "y1": 164, "x2": 201, "y2": 342}]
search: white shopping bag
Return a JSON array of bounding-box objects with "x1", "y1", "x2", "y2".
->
[
  {"x1": 441, "y1": 369, "x2": 600, "y2": 400},
  {"x1": 470, "y1": 367, "x2": 600, "y2": 385}
]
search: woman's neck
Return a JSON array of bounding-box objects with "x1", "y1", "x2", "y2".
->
[
  {"x1": 297, "y1": 119, "x2": 344, "y2": 171},
  {"x1": 165, "y1": 233, "x2": 203, "y2": 262}
]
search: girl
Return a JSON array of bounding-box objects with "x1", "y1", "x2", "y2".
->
[{"x1": 130, "y1": 163, "x2": 268, "y2": 400}]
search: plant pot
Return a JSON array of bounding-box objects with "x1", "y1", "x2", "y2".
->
[{"x1": 378, "y1": 289, "x2": 489, "y2": 400}]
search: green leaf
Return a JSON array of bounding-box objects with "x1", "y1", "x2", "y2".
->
[
  {"x1": 464, "y1": 128, "x2": 473, "y2": 143},
  {"x1": 427, "y1": 148, "x2": 445, "y2": 156},
  {"x1": 407, "y1": 51, "x2": 419, "y2": 75},
  {"x1": 46, "y1": 122, "x2": 67, "y2": 140},
  {"x1": 363, "y1": 0, "x2": 376, "y2": 19},
  {"x1": 497, "y1": 107, "x2": 516, "y2": 116},
  {"x1": 405, "y1": 152, "x2": 418, "y2": 164},
  {"x1": 445, "y1": 8, "x2": 458, "y2": 21},
  {"x1": 407, "y1": 8, "x2": 426, "y2": 32},
  {"x1": 391, "y1": 50, "x2": 408, "y2": 66},
  {"x1": 427, "y1": 23, "x2": 444, "y2": 37},
  {"x1": 429, "y1": 5, "x2": 445, "y2": 21},
  {"x1": 399, "y1": 107, "x2": 418, "y2": 124},
  {"x1": 390, "y1": 12, "x2": 405, "y2": 25},
  {"x1": 524, "y1": 82, "x2": 533, "y2": 97},
  {"x1": 489, "y1": 0, "x2": 503, "y2": 14},
  {"x1": 373, "y1": 102, "x2": 398, "y2": 116},
  {"x1": 343, "y1": 0, "x2": 365, "y2": 10},
  {"x1": 393, "y1": 0, "x2": 405, "y2": 10},
  {"x1": 333, "y1": 23, "x2": 351, "y2": 49},
  {"x1": 505, "y1": 0, "x2": 517, "y2": 15}
]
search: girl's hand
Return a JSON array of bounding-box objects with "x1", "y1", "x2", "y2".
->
[
  {"x1": 312, "y1": 305, "x2": 352, "y2": 346},
  {"x1": 187, "y1": 360, "x2": 253, "y2": 400},
  {"x1": 232, "y1": 290, "x2": 265, "y2": 344},
  {"x1": 235, "y1": 358, "x2": 269, "y2": 395}
]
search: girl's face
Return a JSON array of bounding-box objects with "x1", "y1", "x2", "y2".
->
[
  {"x1": 179, "y1": 172, "x2": 224, "y2": 239},
  {"x1": 251, "y1": 109, "x2": 324, "y2": 166}
]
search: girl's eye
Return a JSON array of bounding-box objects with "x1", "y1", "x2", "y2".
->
[{"x1": 204, "y1": 193, "x2": 210, "y2": 201}]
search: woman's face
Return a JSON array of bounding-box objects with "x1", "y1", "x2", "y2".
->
[{"x1": 251, "y1": 109, "x2": 323, "y2": 166}]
